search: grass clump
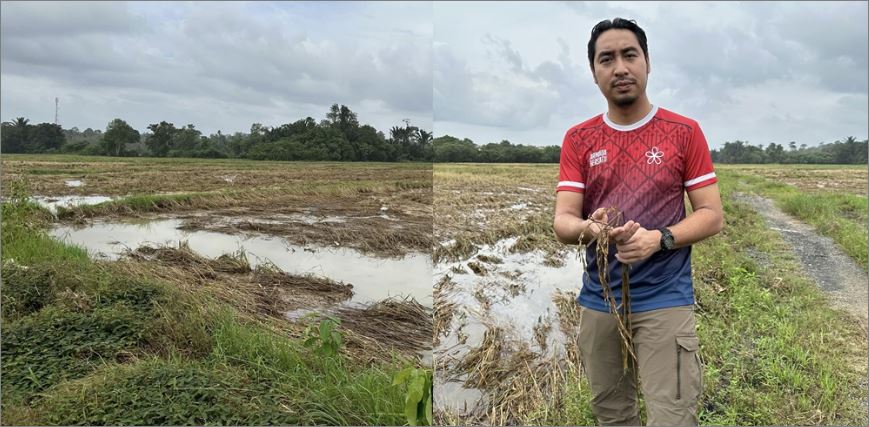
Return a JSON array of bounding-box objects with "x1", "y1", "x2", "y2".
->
[
  {"x1": 34, "y1": 357, "x2": 294, "y2": 426},
  {"x1": 1, "y1": 305, "x2": 149, "y2": 401},
  {"x1": 208, "y1": 312, "x2": 411, "y2": 426}
]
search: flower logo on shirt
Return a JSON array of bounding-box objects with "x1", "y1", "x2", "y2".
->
[{"x1": 645, "y1": 146, "x2": 664, "y2": 165}]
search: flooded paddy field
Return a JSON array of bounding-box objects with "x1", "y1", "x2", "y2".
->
[
  {"x1": 2, "y1": 155, "x2": 434, "y2": 362},
  {"x1": 433, "y1": 163, "x2": 869, "y2": 426},
  {"x1": 433, "y1": 163, "x2": 584, "y2": 424}
]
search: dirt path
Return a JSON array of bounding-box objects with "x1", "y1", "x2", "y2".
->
[{"x1": 734, "y1": 192, "x2": 868, "y2": 328}]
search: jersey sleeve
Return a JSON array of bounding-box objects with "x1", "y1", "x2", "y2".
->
[
  {"x1": 556, "y1": 129, "x2": 586, "y2": 193},
  {"x1": 682, "y1": 122, "x2": 717, "y2": 191}
]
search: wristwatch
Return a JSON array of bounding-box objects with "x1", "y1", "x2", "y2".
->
[{"x1": 658, "y1": 227, "x2": 675, "y2": 250}]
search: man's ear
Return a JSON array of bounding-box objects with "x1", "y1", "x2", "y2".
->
[
  {"x1": 591, "y1": 65, "x2": 597, "y2": 84},
  {"x1": 646, "y1": 57, "x2": 651, "y2": 75}
]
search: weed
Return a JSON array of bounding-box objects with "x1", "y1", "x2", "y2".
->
[
  {"x1": 394, "y1": 366, "x2": 434, "y2": 426},
  {"x1": 304, "y1": 317, "x2": 344, "y2": 357}
]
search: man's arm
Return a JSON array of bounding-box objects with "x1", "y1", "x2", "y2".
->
[
  {"x1": 610, "y1": 183, "x2": 724, "y2": 264},
  {"x1": 554, "y1": 191, "x2": 590, "y2": 244}
]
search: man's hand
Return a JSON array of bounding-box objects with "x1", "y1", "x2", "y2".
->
[
  {"x1": 584, "y1": 207, "x2": 609, "y2": 241},
  {"x1": 613, "y1": 226, "x2": 661, "y2": 264}
]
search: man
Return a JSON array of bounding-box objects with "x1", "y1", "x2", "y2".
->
[{"x1": 553, "y1": 18, "x2": 724, "y2": 426}]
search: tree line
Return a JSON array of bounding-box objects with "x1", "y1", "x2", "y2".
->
[
  {"x1": 710, "y1": 138, "x2": 868, "y2": 164},
  {"x1": 433, "y1": 135, "x2": 560, "y2": 163},
  {"x1": 0, "y1": 104, "x2": 432, "y2": 162},
  {"x1": 2, "y1": 109, "x2": 865, "y2": 165}
]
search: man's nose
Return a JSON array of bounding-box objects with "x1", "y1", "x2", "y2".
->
[{"x1": 614, "y1": 58, "x2": 629, "y2": 77}]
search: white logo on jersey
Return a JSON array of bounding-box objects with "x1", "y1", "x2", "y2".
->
[
  {"x1": 589, "y1": 149, "x2": 607, "y2": 167},
  {"x1": 645, "y1": 147, "x2": 664, "y2": 165}
]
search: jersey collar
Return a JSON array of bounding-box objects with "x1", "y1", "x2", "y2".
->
[{"x1": 603, "y1": 104, "x2": 659, "y2": 132}]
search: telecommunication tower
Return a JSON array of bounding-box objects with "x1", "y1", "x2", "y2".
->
[{"x1": 54, "y1": 97, "x2": 59, "y2": 125}]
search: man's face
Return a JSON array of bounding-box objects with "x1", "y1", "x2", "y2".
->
[{"x1": 591, "y1": 29, "x2": 649, "y2": 107}]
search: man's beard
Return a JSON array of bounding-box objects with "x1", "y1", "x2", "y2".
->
[{"x1": 613, "y1": 93, "x2": 638, "y2": 107}]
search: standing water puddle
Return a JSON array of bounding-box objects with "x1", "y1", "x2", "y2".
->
[
  {"x1": 32, "y1": 195, "x2": 115, "y2": 214},
  {"x1": 50, "y1": 218, "x2": 432, "y2": 306},
  {"x1": 433, "y1": 237, "x2": 584, "y2": 412}
]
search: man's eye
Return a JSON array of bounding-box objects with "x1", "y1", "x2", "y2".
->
[{"x1": 600, "y1": 57, "x2": 611, "y2": 63}]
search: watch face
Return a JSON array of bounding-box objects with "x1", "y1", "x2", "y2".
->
[{"x1": 661, "y1": 229, "x2": 674, "y2": 250}]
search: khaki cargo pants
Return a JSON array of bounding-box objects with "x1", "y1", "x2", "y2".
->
[{"x1": 578, "y1": 305, "x2": 703, "y2": 426}]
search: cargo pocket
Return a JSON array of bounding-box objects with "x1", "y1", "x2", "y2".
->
[{"x1": 675, "y1": 335, "x2": 701, "y2": 403}]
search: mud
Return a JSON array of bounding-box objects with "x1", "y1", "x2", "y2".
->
[{"x1": 174, "y1": 204, "x2": 432, "y2": 258}]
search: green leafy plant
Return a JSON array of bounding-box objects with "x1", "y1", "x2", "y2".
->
[
  {"x1": 303, "y1": 317, "x2": 343, "y2": 357},
  {"x1": 393, "y1": 367, "x2": 433, "y2": 426}
]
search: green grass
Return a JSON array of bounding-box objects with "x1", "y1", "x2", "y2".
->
[
  {"x1": 721, "y1": 167, "x2": 868, "y2": 269},
  {"x1": 688, "y1": 173, "x2": 866, "y2": 425},
  {"x1": 1, "y1": 180, "x2": 418, "y2": 426}
]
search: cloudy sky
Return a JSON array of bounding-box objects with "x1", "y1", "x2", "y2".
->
[
  {"x1": 3, "y1": 2, "x2": 866, "y2": 149},
  {"x1": 1, "y1": 1, "x2": 432, "y2": 136},
  {"x1": 434, "y1": 1, "x2": 868, "y2": 149}
]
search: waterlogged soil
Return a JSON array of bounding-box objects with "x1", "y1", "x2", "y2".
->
[
  {"x1": 733, "y1": 192, "x2": 868, "y2": 328},
  {"x1": 50, "y1": 219, "x2": 432, "y2": 306},
  {"x1": 49, "y1": 217, "x2": 433, "y2": 360},
  {"x1": 6, "y1": 158, "x2": 433, "y2": 257},
  {"x1": 172, "y1": 201, "x2": 431, "y2": 258},
  {"x1": 432, "y1": 164, "x2": 585, "y2": 419},
  {"x1": 433, "y1": 237, "x2": 584, "y2": 413},
  {"x1": 2, "y1": 158, "x2": 430, "y2": 196}
]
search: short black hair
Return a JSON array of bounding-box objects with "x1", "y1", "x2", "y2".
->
[{"x1": 587, "y1": 18, "x2": 648, "y2": 70}]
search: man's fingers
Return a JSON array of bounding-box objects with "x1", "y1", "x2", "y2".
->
[
  {"x1": 590, "y1": 207, "x2": 609, "y2": 224},
  {"x1": 610, "y1": 221, "x2": 641, "y2": 243}
]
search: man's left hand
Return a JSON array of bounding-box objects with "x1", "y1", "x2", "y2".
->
[{"x1": 614, "y1": 227, "x2": 662, "y2": 264}]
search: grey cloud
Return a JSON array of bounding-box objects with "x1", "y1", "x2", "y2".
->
[
  {"x1": 435, "y1": 31, "x2": 599, "y2": 132},
  {"x1": 0, "y1": 1, "x2": 146, "y2": 38},
  {"x1": 1, "y1": 2, "x2": 431, "y2": 134}
]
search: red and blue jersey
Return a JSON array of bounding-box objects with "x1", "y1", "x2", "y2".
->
[{"x1": 557, "y1": 106, "x2": 717, "y2": 313}]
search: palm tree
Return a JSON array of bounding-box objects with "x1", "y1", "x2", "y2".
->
[
  {"x1": 13, "y1": 117, "x2": 29, "y2": 130},
  {"x1": 415, "y1": 129, "x2": 432, "y2": 145}
]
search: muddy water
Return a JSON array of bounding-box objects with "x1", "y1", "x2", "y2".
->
[
  {"x1": 32, "y1": 195, "x2": 114, "y2": 214},
  {"x1": 50, "y1": 218, "x2": 432, "y2": 306},
  {"x1": 433, "y1": 237, "x2": 584, "y2": 411}
]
